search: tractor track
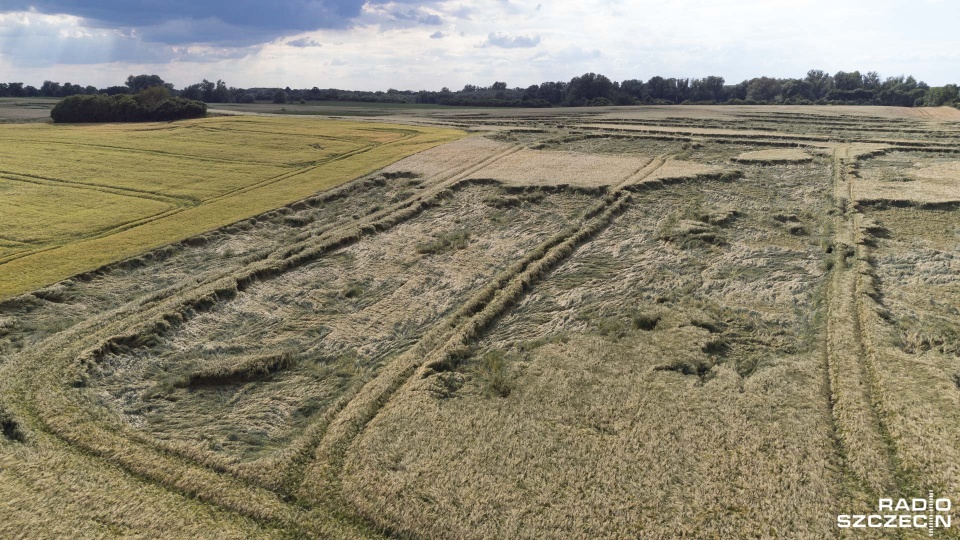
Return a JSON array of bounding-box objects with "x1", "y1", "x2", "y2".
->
[{"x1": 823, "y1": 145, "x2": 904, "y2": 537}]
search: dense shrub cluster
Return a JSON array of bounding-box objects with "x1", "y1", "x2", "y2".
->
[{"x1": 50, "y1": 91, "x2": 206, "y2": 123}]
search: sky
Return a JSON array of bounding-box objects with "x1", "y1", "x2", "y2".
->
[{"x1": 0, "y1": 0, "x2": 958, "y2": 90}]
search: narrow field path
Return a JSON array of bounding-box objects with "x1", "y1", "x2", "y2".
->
[{"x1": 823, "y1": 145, "x2": 901, "y2": 531}]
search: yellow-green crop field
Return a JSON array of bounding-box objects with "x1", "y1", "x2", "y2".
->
[
  {"x1": 2, "y1": 104, "x2": 959, "y2": 538},
  {"x1": 0, "y1": 117, "x2": 462, "y2": 299}
]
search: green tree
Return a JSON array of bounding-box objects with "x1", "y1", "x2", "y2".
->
[
  {"x1": 862, "y1": 71, "x2": 881, "y2": 89},
  {"x1": 126, "y1": 74, "x2": 172, "y2": 93},
  {"x1": 620, "y1": 79, "x2": 646, "y2": 100},
  {"x1": 200, "y1": 79, "x2": 216, "y2": 102},
  {"x1": 538, "y1": 81, "x2": 565, "y2": 105},
  {"x1": 781, "y1": 79, "x2": 814, "y2": 101},
  {"x1": 923, "y1": 85, "x2": 959, "y2": 106},
  {"x1": 833, "y1": 71, "x2": 863, "y2": 91},
  {"x1": 746, "y1": 77, "x2": 783, "y2": 103},
  {"x1": 212, "y1": 80, "x2": 230, "y2": 103},
  {"x1": 690, "y1": 76, "x2": 725, "y2": 102},
  {"x1": 136, "y1": 86, "x2": 171, "y2": 107},
  {"x1": 180, "y1": 84, "x2": 202, "y2": 101},
  {"x1": 564, "y1": 73, "x2": 616, "y2": 106},
  {"x1": 51, "y1": 93, "x2": 205, "y2": 123},
  {"x1": 805, "y1": 69, "x2": 832, "y2": 100},
  {"x1": 39, "y1": 81, "x2": 61, "y2": 97}
]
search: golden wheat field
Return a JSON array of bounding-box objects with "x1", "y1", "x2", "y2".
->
[
  {"x1": 0, "y1": 116, "x2": 462, "y2": 298},
  {"x1": 1, "y1": 104, "x2": 959, "y2": 539}
]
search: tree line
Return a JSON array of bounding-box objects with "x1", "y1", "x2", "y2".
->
[
  {"x1": 4, "y1": 71, "x2": 958, "y2": 110},
  {"x1": 418, "y1": 71, "x2": 958, "y2": 108}
]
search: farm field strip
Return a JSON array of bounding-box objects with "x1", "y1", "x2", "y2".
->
[
  {"x1": 570, "y1": 127, "x2": 960, "y2": 156},
  {"x1": 819, "y1": 141, "x2": 960, "y2": 539},
  {"x1": 0, "y1": 168, "x2": 195, "y2": 206},
  {"x1": 0, "y1": 117, "x2": 463, "y2": 298},
  {"x1": 0, "y1": 136, "x2": 293, "y2": 167},
  {"x1": 846, "y1": 151, "x2": 960, "y2": 515},
  {"x1": 2, "y1": 138, "x2": 671, "y2": 534},
  {"x1": 574, "y1": 119, "x2": 960, "y2": 139},
  {"x1": 335, "y1": 108, "x2": 956, "y2": 538},
  {"x1": 578, "y1": 123, "x2": 960, "y2": 148},
  {"x1": 454, "y1": 115, "x2": 957, "y2": 134}
]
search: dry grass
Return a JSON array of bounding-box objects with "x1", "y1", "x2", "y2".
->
[
  {"x1": 346, "y1": 334, "x2": 839, "y2": 539},
  {"x1": 0, "y1": 437, "x2": 284, "y2": 539},
  {"x1": 89, "y1": 182, "x2": 594, "y2": 464},
  {"x1": 733, "y1": 148, "x2": 814, "y2": 164},
  {"x1": 172, "y1": 351, "x2": 295, "y2": 388},
  {"x1": 858, "y1": 160, "x2": 960, "y2": 205},
  {"x1": 464, "y1": 147, "x2": 652, "y2": 188},
  {"x1": 381, "y1": 136, "x2": 509, "y2": 178},
  {"x1": 640, "y1": 159, "x2": 725, "y2": 184},
  {"x1": 341, "y1": 161, "x2": 842, "y2": 538},
  {"x1": 855, "y1": 203, "x2": 960, "y2": 509}
]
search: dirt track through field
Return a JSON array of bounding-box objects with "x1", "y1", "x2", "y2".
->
[{"x1": 823, "y1": 146, "x2": 899, "y2": 519}]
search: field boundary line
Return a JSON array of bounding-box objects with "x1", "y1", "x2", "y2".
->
[
  {"x1": 0, "y1": 169, "x2": 196, "y2": 206},
  {"x1": 0, "y1": 206, "x2": 187, "y2": 266},
  {"x1": 575, "y1": 125, "x2": 960, "y2": 153},
  {"x1": 0, "y1": 136, "x2": 289, "y2": 167}
]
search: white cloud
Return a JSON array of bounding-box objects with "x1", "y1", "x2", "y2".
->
[
  {"x1": 2, "y1": 0, "x2": 959, "y2": 89},
  {"x1": 480, "y1": 32, "x2": 541, "y2": 49}
]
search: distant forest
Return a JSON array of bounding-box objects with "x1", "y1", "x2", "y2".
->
[{"x1": 3, "y1": 71, "x2": 959, "y2": 109}]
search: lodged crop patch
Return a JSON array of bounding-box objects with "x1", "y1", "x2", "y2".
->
[{"x1": 2, "y1": 104, "x2": 960, "y2": 539}]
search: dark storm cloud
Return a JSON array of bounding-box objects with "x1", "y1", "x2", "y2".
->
[
  {"x1": 0, "y1": 13, "x2": 174, "y2": 65},
  {"x1": 0, "y1": 13, "x2": 260, "y2": 66},
  {"x1": 0, "y1": 1, "x2": 435, "y2": 45}
]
